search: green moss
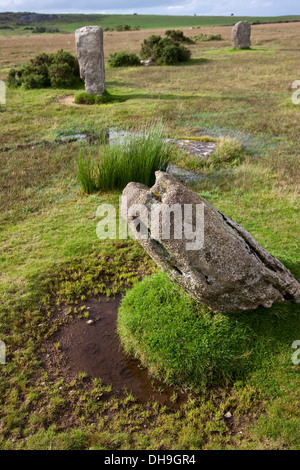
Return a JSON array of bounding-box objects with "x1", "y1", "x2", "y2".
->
[
  {"x1": 74, "y1": 90, "x2": 116, "y2": 105},
  {"x1": 118, "y1": 271, "x2": 300, "y2": 390}
]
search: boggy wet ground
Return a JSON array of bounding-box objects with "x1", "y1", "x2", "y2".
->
[{"x1": 49, "y1": 295, "x2": 187, "y2": 408}]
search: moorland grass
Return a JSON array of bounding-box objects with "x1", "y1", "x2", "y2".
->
[{"x1": 0, "y1": 22, "x2": 299, "y2": 450}]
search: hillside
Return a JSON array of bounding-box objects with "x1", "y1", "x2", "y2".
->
[{"x1": 1, "y1": 12, "x2": 300, "y2": 36}]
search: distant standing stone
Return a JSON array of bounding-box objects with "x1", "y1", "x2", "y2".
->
[
  {"x1": 75, "y1": 25, "x2": 105, "y2": 95},
  {"x1": 232, "y1": 21, "x2": 251, "y2": 49}
]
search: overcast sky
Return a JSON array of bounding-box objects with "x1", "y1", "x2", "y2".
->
[{"x1": 0, "y1": 0, "x2": 299, "y2": 16}]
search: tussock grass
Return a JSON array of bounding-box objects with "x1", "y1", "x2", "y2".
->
[
  {"x1": 209, "y1": 136, "x2": 246, "y2": 166},
  {"x1": 77, "y1": 124, "x2": 174, "y2": 193}
]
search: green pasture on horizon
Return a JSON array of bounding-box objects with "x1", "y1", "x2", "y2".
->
[{"x1": 1, "y1": 14, "x2": 300, "y2": 36}]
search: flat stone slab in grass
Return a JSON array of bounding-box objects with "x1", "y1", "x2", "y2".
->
[
  {"x1": 122, "y1": 171, "x2": 300, "y2": 314},
  {"x1": 75, "y1": 25, "x2": 105, "y2": 95},
  {"x1": 167, "y1": 139, "x2": 217, "y2": 158},
  {"x1": 165, "y1": 139, "x2": 216, "y2": 183}
]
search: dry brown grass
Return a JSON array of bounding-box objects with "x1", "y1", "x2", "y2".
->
[{"x1": 1, "y1": 22, "x2": 300, "y2": 71}]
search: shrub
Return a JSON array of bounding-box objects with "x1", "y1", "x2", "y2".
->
[
  {"x1": 140, "y1": 34, "x2": 161, "y2": 58},
  {"x1": 115, "y1": 24, "x2": 132, "y2": 31},
  {"x1": 6, "y1": 49, "x2": 81, "y2": 89},
  {"x1": 7, "y1": 63, "x2": 50, "y2": 89},
  {"x1": 33, "y1": 26, "x2": 46, "y2": 34},
  {"x1": 165, "y1": 29, "x2": 194, "y2": 44},
  {"x1": 108, "y1": 51, "x2": 141, "y2": 68},
  {"x1": 194, "y1": 33, "x2": 222, "y2": 41},
  {"x1": 77, "y1": 124, "x2": 174, "y2": 193},
  {"x1": 30, "y1": 52, "x2": 52, "y2": 67},
  {"x1": 119, "y1": 24, "x2": 140, "y2": 31},
  {"x1": 140, "y1": 35, "x2": 191, "y2": 65},
  {"x1": 48, "y1": 49, "x2": 80, "y2": 88},
  {"x1": 159, "y1": 38, "x2": 191, "y2": 65}
]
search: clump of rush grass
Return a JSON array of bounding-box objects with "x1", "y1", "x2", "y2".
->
[
  {"x1": 76, "y1": 154, "x2": 97, "y2": 194},
  {"x1": 77, "y1": 125, "x2": 174, "y2": 193},
  {"x1": 209, "y1": 136, "x2": 246, "y2": 166}
]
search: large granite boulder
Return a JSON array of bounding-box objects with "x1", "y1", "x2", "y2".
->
[
  {"x1": 75, "y1": 25, "x2": 105, "y2": 95},
  {"x1": 121, "y1": 171, "x2": 300, "y2": 314},
  {"x1": 232, "y1": 21, "x2": 251, "y2": 49}
]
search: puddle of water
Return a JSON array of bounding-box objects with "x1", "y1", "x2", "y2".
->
[
  {"x1": 54, "y1": 295, "x2": 186, "y2": 407},
  {"x1": 58, "y1": 128, "x2": 133, "y2": 147},
  {"x1": 107, "y1": 128, "x2": 133, "y2": 146},
  {"x1": 59, "y1": 133, "x2": 87, "y2": 142},
  {"x1": 58, "y1": 130, "x2": 104, "y2": 145}
]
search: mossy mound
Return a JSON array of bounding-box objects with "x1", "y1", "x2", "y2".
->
[
  {"x1": 74, "y1": 90, "x2": 115, "y2": 105},
  {"x1": 117, "y1": 271, "x2": 298, "y2": 390}
]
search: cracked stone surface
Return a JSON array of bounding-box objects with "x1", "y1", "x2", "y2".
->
[
  {"x1": 167, "y1": 139, "x2": 216, "y2": 158},
  {"x1": 122, "y1": 171, "x2": 300, "y2": 314}
]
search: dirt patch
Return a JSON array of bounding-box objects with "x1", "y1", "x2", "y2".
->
[
  {"x1": 46, "y1": 295, "x2": 186, "y2": 408},
  {"x1": 57, "y1": 95, "x2": 78, "y2": 106}
]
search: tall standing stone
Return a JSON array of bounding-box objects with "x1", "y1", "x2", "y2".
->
[
  {"x1": 232, "y1": 21, "x2": 251, "y2": 49},
  {"x1": 75, "y1": 25, "x2": 105, "y2": 95}
]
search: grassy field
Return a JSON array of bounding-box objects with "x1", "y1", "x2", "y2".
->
[
  {"x1": 0, "y1": 22, "x2": 299, "y2": 450},
  {"x1": 1, "y1": 13, "x2": 300, "y2": 36}
]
